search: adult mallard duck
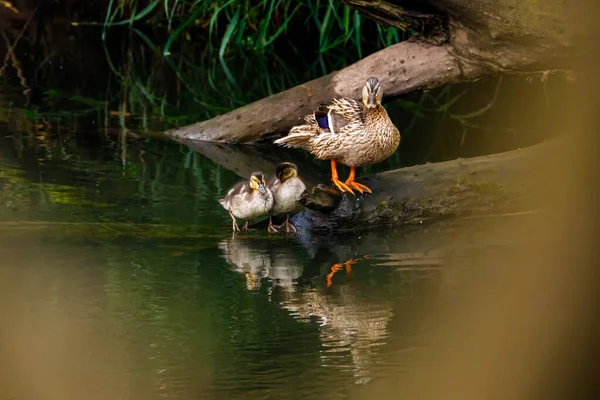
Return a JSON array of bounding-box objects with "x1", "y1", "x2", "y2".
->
[
  {"x1": 219, "y1": 172, "x2": 274, "y2": 232},
  {"x1": 274, "y1": 77, "x2": 400, "y2": 195},
  {"x1": 267, "y1": 162, "x2": 306, "y2": 233}
]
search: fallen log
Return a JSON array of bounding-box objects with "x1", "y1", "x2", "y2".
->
[
  {"x1": 165, "y1": 41, "x2": 486, "y2": 143},
  {"x1": 289, "y1": 136, "x2": 561, "y2": 233},
  {"x1": 176, "y1": 130, "x2": 562, "y2": 234},
  {"x1": 165, "y1": 0, "x2": 576, "y2": 144}
]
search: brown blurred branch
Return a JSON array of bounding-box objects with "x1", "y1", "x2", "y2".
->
[{"x1": 0, "y1": 5, "x2": 36, "y2": 83}]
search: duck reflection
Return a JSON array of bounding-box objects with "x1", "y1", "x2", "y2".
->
[
  {"x1": 218, "y1": 237, "x2": 272, "y2": 290},
  {"x1": 325, "y1": 255, "x2": 368, "y2": 287},
  {"x1": 217, "y1": 235, "x2": 393, "y2": 384},
  {"x1": 279, "y1": 256, "x2": 393, "y2": 385},
  {"x1": 218, "y1": 236, "x2": 305, "y2": 292}
]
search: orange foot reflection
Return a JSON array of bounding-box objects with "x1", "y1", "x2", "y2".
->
[{"x1": 326, "y1": 258, "x2": 357, "y2": 288}]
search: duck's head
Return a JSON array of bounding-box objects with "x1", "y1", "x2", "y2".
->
[
  {"x1": 362, "y1": 77, "x2": 383, "y2": 109},
  {"x1": 249, "y1": 172, "x2": 267, "y2": 194},
  {"x1": 275, "y1": 162, "x2": 299, "y2": 183}
]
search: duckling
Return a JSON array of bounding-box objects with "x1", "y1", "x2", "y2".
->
[
  {"x1": 267, "y1": 162, "x2": 306, "y2": 233},
  {"x1": 274, "y1": 77, "x2": 400, "y2": 195},
  {"x1": 219, "y1": 172, "x2": 274, "y2": 232}
]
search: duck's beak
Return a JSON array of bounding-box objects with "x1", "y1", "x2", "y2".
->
[
  {"x1": 259, "y1": 183, "x2": 267, "y2": 194},
  {"x1": 367, "y1": 93, "x2": 376, "y2": 108}
]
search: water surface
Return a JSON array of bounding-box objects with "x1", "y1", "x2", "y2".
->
[{"x1": 0, "y1": 129, "x2": 524, "y2": 399}]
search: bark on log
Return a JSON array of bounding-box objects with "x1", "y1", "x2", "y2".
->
[{"x1": 165, "y1": 0, "x2": 577, "y2": 144}]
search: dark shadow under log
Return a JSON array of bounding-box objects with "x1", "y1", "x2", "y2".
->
[{"x1": 177, "y1": 138, "x2": 328, "y2": 189}]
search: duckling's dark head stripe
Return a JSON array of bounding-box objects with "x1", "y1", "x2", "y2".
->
[{"x1": 275, "y1": 162, "x2": 298, "y2": 178}]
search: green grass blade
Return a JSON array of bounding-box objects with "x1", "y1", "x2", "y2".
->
[
  {"x1": 257, "y1": 0, "x2": 276, "y2": 47},
  {"x1": 164, "y1": 5, "x2": 206, "y2": 56},
  {"x1": 319, "y1": 3, "x2": 332, "y2": 49},
  {"x1": 219, "y1": 7, "x2": 240, "y2": 84},
  {"x1": 354, "y1": 11, "x2": 362, "y2": 58},
  {"x1": 343, "y1": 5, "x2": 350, "y2": 39},
  {"x1": 133, "y1": 28, "x2": 158, "y2": 52},
  {"x1": 209, "y1": 0, "x2": 236, "y2": 40},
  {"x1": 261, "y1": 5, "x2": 301, "y2": 48}
]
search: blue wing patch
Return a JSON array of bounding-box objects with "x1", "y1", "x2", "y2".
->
[{"x1": 315, "y1": 115, "x2": 329, "y2": 129}]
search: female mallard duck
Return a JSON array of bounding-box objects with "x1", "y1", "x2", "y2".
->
[
  {"x1": 267, "y1": 162, "x2": 306, "y2": 233},
  {"x1": 273, "y1": 77, "x2": 400, "y2": 195},
  {"x1": 219, "y1": 172, "x2": 274, "y2": 232}
]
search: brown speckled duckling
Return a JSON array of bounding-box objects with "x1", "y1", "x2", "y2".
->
[
  {"x1": 267, "y1": 162, "x2": 306, "y2": 233},
  {"x1": 219, "y1": 172, "x2": 274, "y2": 232}
]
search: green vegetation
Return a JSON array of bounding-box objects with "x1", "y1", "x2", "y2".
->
[
  {"x1": 3, "y1": 0, "x2": 406, "y2": 130},
  {"x1": 0, "y1": 0, "x2": 568, "y2": 165}
]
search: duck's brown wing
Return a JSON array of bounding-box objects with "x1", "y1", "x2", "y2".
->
[
  {"x1": 313, "y1": 99, "x2": 362, "y2": 135},
  {"x1": 219, "y1": 181, "x2": 251, "y2": 209},
  {"x1": 329, "y1": 98, "x2": 364, "y2": 122}
]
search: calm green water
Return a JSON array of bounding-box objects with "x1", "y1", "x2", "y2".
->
[
  {"x1": 0, "y1": 7, "x2": 569, "y2": 397},
  {"x1": 0, "y1": 128, "x2": 506, "y2": 399}
]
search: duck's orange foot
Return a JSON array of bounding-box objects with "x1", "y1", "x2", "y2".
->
[
  {"x1": 344, "y1": 259, "x2": 359, "y2": 275},
  {"x1": 332, "y1": 177, "x2": 355, "y2": 195},
  {"x1": 326, "y1": 258, "x2": 360, "y2": 287},
  {"x1": 326, "y1": 263, "x2": 345, "y2": 287},
  {"x1": 242, "y1": 221, "x2": 256, "y2": 232},
  {"x1": 330, "y1": 160, "x2": 355, "y2": 195},
  {"x1": 344, "y1": 179, "x2": 372, "y2": 194},
  {"x1": 278, "y1": 220, "x2": 297, "y2": 233}
]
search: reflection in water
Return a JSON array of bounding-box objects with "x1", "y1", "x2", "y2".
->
[
  {"x1": 219, "y1": 237, "x2": 273, "y2": 290},
  {"x1": 0, "y1": 128, "x2": 479, "y2": 399},
  {"x1": 281, "y1": 283, "x2": 394, "y2": 385},
  {"x1": 325, "y1": 256, "x2": 368, "y2": 287},
  {"x1": 218, "y1": 236, "x2": 306, "y2": 293},
  {"x1": 219, "y1": 236, "x2": 393, "y2": 384}
]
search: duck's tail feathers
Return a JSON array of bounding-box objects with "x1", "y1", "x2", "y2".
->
[
  {"x1": 273, "y1": 128, "x2": 315, "y2": 149},
  {"x1": 273, "y1": 116, "x2": 320, "y2": 149}
]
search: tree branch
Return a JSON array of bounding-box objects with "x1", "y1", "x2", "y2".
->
[{"x1": 165, "y1": 41, "x2": 487, "y2": 144}]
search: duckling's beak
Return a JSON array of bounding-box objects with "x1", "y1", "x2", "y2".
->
[
  {"x1": 259, "y1": 183, "x2": 267, "y2": 194},
  {"x1": 367, "y1": 93, "x2": 376, "y2": 108}
]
